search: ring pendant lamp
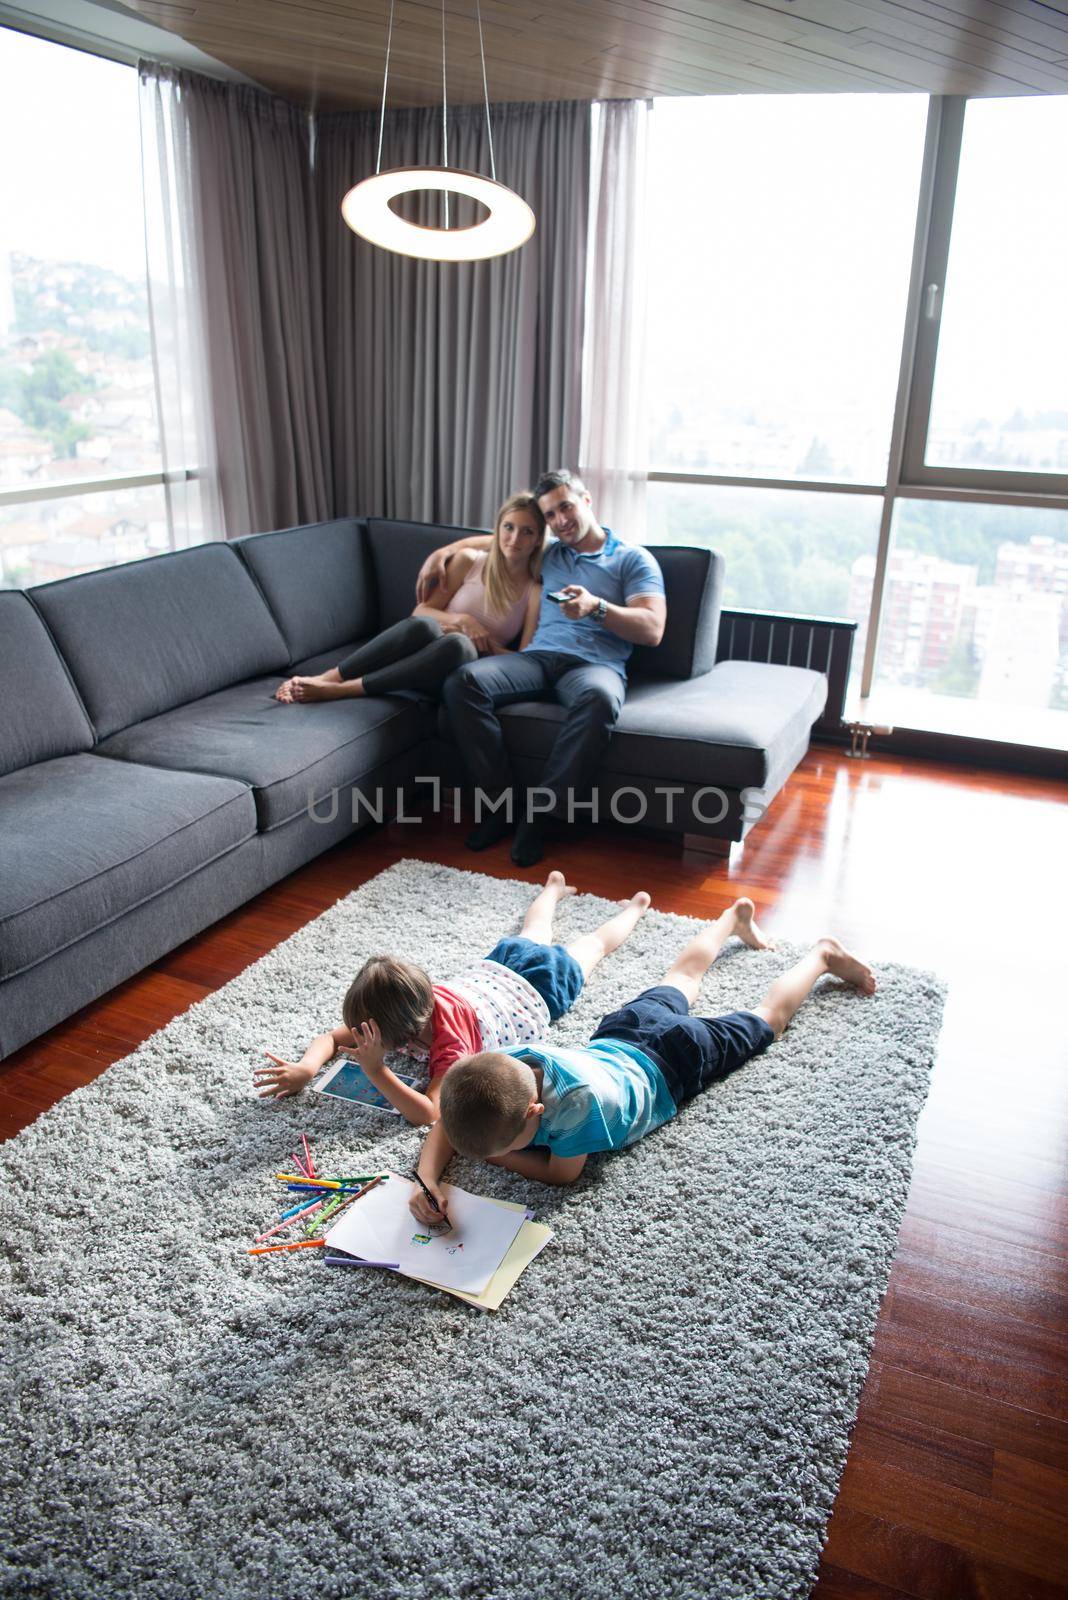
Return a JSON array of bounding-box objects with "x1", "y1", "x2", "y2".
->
[{"x1": 340, "y1": 0, "x2": 536, "y2": 262}]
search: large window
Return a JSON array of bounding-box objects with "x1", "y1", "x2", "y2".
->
[
  {"x1": 645, "y1": 91, "x2": 1068, "y2": 755},
  {"x1": 863, "y1": 501, "x2": 1068, "y2": 750},
  {"x1": 648, "y1": 480, "x2": 881, "y2": 688},
  {"x1": 924, "y1": 99, "x2": 1068, "y2": 479},
  {"x1": 0, "y1": 30, "x2": 172, "y2": 587},
  {"x1": 647, "y1": 95, "x2": 928, "y2": 485}
]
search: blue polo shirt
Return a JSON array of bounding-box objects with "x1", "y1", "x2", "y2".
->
[{"x1": 525, "y1": 530, "x2": 665, "y2": 679}]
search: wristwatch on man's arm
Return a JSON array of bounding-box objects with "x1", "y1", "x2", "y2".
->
[{"x1": 595, "y1": 597, "x2": 607, "y2": 621}]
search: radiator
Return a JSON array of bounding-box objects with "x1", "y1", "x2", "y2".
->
[{"x1": 715, "y1": 609, "x2": 856, "y2": 734}]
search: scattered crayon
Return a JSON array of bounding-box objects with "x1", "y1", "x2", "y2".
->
[{"x1": 248, "y1": 1238, "x2": 327, "y2": 1256}]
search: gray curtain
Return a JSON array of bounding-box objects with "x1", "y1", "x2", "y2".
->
[
  {"x1": 317, "y1": 99, "x2": 590, "y2": 526},
  {"x1": 148, "y1": 68, "x2": 332, "y2": 537}
]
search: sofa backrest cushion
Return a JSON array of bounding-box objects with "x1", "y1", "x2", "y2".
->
[
  {"x1": 367, "y1": 519, "x2": 489, "y2": 630},
  {"x1": 31, "y1": 543, "x2": 290, "y2": 740},
  {"x1": 630, "y1": 546, "x2": 724, "y2": 681},
  {"x1": 0, "y1": 592, "x2": 95, "y2": 776},
  {"x1": 233, "y1": 518, "x2": 375, "y2": 663}
]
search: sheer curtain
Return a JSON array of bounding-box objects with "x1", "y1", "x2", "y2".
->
[
  {"x1": 580, "y1": 99, "x2": 651, "y2": 543},
  {"x1": 139, "y1": 64, "x2": 331, "y2": 539},
  {"x1": 317, "y1": 99, "x2": 590, "y2": 527},
  {"x1": 139, "y1": 65, "x2": 222, "y2": 546}
]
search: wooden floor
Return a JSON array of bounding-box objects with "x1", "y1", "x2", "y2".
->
[{"x1": 3, "y1": 746, "x2": 1067, "y2": 1598}]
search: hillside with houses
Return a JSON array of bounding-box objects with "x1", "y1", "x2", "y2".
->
[{"x1": 0, "y1": 252, "x2": 168, "y2": 586}]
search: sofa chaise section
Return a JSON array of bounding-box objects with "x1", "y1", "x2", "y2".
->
[{"x1": 0, "y1": 590, "x2": 261, "y2": 1058}]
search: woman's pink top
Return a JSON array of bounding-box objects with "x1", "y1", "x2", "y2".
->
[{"x1": 447, "y1": 552, "x2": 531, "y2": 648}]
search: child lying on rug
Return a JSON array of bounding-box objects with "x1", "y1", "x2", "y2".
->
[
  {"x1": 409, "y1": 897, "x2": 876, "y2": 1216},
  {"x1": 254, "y1": 872, "x2": 651, "y2": 1126}
]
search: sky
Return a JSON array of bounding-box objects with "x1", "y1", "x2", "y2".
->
[
  {"x1": 646, "y1": 90, "x2": 1068, "y2": 438},
  {"x1": 0, "y1": 27, "x2": 144, "y2": 279}
]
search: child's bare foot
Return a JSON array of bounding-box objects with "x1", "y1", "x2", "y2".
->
[
  {"x1": 817, "y1": 936, "x2": 876, "y2": 995},
  {"x1": 544, "y1": 869, "x2": 577, "y2": 900},
  {"x1": 729, "y1": 896, "x2": 774, "y2": 951},
  {"x1": 630, "y1": 891, "x2": 652, "y2": 914}
]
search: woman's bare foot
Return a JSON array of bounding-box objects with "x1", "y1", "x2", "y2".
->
[
  {"x1": 729, "y1": 896, "x2": 774, "y2": 951},
  {"x1": 275, "y1": 678, "x2": 298, "y2": 702},
  {"x1": 286, "y1": 673, "x2": 363, "y2": 703},
  {"x1": 817, "y1": 936, "x2": 876, "y2": 995}
]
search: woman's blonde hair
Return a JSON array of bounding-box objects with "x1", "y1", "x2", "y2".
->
[{"x1": 482, "y1": 493, "x2": 546, "y2": 619}]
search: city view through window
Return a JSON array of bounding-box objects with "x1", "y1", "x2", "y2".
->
[
  {"x1": 0, "y1": 31, "x2": 167, "y2": 588},
  {"x1": 647, "y1": 94, "x2": 1068, "y2": 749}
]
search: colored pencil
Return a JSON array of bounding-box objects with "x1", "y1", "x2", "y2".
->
[
  {"x1": 289, "y1": 1148, "x2": 311, "y2": 1179},
  {"x1": 276, "y1": 1175, "x2": 373, "y2": 1191},
  {"x1": 302, "y1": 1133, "x2": 316, "y2": 1179},
  {"x1": 306, "y1": 1183, "x2": 368, "y2": 1231},
  {"x1": 255, "y1": 1198, "x2": 324, "y2": 1243},
  {"x1": 247, "y1": 1238, "x2": 327, "y2": 1256},
  {"x1": 347, "y1": 1173, "x2": 385, "y2": 1203},
  {"x1": 325, "y1": 1254, "x2": 399, "y2": 1269}
]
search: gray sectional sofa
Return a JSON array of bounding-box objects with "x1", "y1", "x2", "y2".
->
[{"x1": 0, "y1": 517, "x2": 828, "y2": 1059}]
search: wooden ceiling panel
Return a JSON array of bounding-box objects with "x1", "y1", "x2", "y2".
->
[{"x1": 122, "y1": 0, "x2": 1068, "y2": 104}]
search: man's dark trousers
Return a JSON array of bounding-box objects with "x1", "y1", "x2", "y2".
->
[{"x1": 441, "y1": 650, "x2": 626, "y2": 820}]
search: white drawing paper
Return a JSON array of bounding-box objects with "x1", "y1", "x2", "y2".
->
[{"x1": 325, "y1": 1174, "x2": 525, "y2": 1295}]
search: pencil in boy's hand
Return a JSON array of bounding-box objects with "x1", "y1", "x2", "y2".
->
[{"x1": 411, "y1": 1170, "x2": 451, "y2": 1230}]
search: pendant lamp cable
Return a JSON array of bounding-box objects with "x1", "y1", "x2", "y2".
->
[
  {"x1": 475, "y1": 0, "x2": 496, "y2": 181},
  {"x1": 374, "y1": 0, "x2": 395, "y2": 176},
  {"x1": 441, "y1": 0, "x2": 450, "y2": 229}
]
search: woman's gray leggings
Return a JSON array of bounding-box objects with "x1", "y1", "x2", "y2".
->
[{"x1": 337, "y1": 616, "x2": 478, "y2": 696}]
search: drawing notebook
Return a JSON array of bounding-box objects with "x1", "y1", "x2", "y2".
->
[
  {"x1": 325, "y1": 1174, "x2": 526, "y2": 1296},
  {"x1": 313, "y1": 1050, "x2": 422, "y2": 1112}
]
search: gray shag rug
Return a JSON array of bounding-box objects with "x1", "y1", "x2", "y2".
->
[{"x1": 0, "y1": 860, "x2": 945, "y2": 1600}]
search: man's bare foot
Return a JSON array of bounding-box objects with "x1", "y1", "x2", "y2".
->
[
  {"x1": 544, "y1": 869, "x2": 577, "y2": 900},
  {"x1": 729, "y1": 896, "x2": 774, "y2": 951},
  {"x1": 817, "y1": 936, "x2": 876, "y2": 995}
]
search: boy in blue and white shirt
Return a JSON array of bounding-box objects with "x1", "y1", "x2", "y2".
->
[{"x1": 410, "y1": 899, "x2": 876, "y2": 1218}]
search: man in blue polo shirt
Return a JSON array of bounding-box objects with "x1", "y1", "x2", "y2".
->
[{"x1": 415, "y1": 469, "x2": 667, "y2": 866}]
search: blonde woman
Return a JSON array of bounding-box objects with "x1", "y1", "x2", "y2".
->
[{"x1": 275, "y1": 494, "x2": 546, "y2": 703}]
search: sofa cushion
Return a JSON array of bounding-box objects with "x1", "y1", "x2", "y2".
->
[
  {"x1": 0, "y1": 754, "x2": 255, "y2": 980},
  {"x1": 0, "y1": 592, "x2": 94, "y2": 776},
  {"x1": 30, "y1": 543, "x2": 290, "y2": 740},
  {"x1": 465, "y1": 660, "x2": 827, "y2": 790},
  {"x1": 631, "y1": 547, "x2": 724, "y2": 681},
  {"x1": 233, "y1": 518, "x2": 376, "y2": 664},
  {"x1": 367, "y1": 519, "x2": 489, "y2": 629},
  {"x1": 96, "y1": 669, "x2": 435, "y2": 832}
]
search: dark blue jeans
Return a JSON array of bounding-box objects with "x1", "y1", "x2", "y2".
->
[
  {"x1": 441, "y1": 650, "x2": 626, "y2": 820},
  {"x1": 337, "y1": 616, "x2": 476, "y2": 696}
]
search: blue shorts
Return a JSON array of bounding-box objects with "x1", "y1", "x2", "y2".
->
[
  {"x1": 484, "y1": 936, "x2": 585, "y2": 1022},
  {"x1": 591, "y1": 984, "x2": 774, "y2": 1106}
]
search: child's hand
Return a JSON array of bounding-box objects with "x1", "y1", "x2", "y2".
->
[
  {"x1": 254, "y1": 1052, "x2": 316, "y2": 1098},
  {"x1": 408, "y1": 1178, "x2": 449, "y2": 1226},
  {"x1": 350, "y1": 1020, "x2": 386, "y2": 1073}
]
